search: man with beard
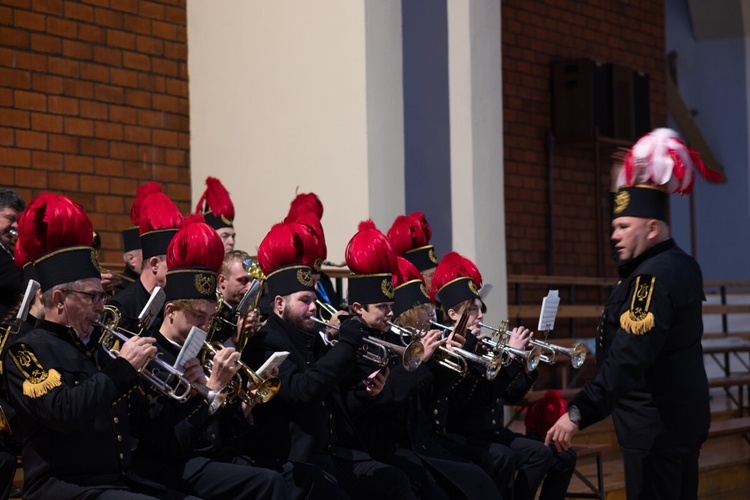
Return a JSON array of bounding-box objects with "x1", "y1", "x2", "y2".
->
[{"x1": 244, "y1": 220, "x2": 413, "y2": 499}]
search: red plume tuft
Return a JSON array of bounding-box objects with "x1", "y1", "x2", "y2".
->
[
  {"x1": 392, "y1": 256, "x2": 424, "y2": 288},
  {"x1": 428, "y1": 251, "x2": 481, "y2": 301},
  {"x1": 257, "y1": 221, "x2": 318, "y2": 275},
  {"x1": 387, "y1": 215, "x2": 424, "y2": 256},
  {"x1": 345, "y1": 219, "x2": 397, "y2": 275},
  {"x1": 166, "y1": 219, "x2": 224, "y2": 272},
  {"x1": 293, "y1": 212, "x2": 327, "y2": 263},
  {"x1": 408, "y1": 212, "x2": 432, "y2": 246},
  {"x1": 17, "y1": 193, "x2": 93, "y2": 263},
  {"x1": 287, "y1": 191, "x2": 324, "y2": 220},
  {"x1": 130, "y1": 182, "x2": 162, "y2": 225},
  {"x1": 139, "y1": 192, "x2": 183, "y2": 234},
  {"x1": 195, "y1": 177, "x2": 235, "y2": 220}
]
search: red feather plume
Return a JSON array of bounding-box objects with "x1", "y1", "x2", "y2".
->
[
  {"x1": 195, "y1": 177, "x2": 235, "y2": 220},
  {"x1": 130, "y1": 182, "x2": 162, "y2": 225},
  {"x1": 392, "y1": 256, "x2": 424, "y2": 288},
  {"x1": 345, "y1": 220, "x2": 397, "y2": 275},
  {"x1": 257, "y1": 221, "x2": 318, "y2": 275},
  {"x1": 428, "y1": 251, "x2": 481, "y2": 302},
  {"x1": 139, "y1": 192, "x2": 183, "y2": 234},
  {"x1": 166, "y1": 217, "x2": 224, "y2": 272},
  {"x1": 286, "y1": 191, "x2": 324, "y2": 220},
  {"x1": 17, "y1": 192, "x2": 93, "y2": 262},
  {"x1": 292, "y1": 212, "x2": 327, "y2": 263}
]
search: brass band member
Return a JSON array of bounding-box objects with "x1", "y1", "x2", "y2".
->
[
  {"x1": 133, "y1": 216, "x2": 290, "y2": 500},
  {"x1": 109, "y1": 190, "x2": 182, "y2": 334},
  {"x1": 342, "y1": 225, "x2": 501, "y2": 499},
  {"x1": 4, "y1": 193, "x2": 190, "y2": 500},
  {"x1": 244, "y1": 220, "x2": 411, "y2": 499}
]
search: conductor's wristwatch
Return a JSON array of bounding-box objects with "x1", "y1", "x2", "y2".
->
[{"x1": 568, "y1": 405, "x2": 582, "y2": 425}]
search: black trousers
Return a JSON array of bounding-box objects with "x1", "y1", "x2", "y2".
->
[{"x1": 622, "y1": 445, "x2": 701, "y2": 500}]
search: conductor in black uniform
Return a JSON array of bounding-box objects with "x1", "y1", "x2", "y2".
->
[{"x1": 546, "y1": 128, "x2": 723, "y2": 499}]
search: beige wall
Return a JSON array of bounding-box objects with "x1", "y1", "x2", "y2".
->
[
  {"x1": 188, "y1": 0, "x2": 404, "y2": 260},
  {"x1": 188, "y1": 0, "x2": 507, "y2": 321}
]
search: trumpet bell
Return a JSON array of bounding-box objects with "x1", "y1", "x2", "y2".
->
[
  {"x1": 570, "y1": 343, "x2": 587, "y2": 369},
  {"x1": 254, "y1": 377, "x2": 281, "y2": 404}
]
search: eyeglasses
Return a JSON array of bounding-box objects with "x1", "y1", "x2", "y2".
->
[{"x1": 62, "y1": 289, "x2": 107, "y2": 305}]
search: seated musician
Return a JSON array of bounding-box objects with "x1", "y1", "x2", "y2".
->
[
  {"x1": 437, "y1": 255, "x2": 576, "y2": 500},
  {"x1": 341, "y1": 224, "x2": 501, "y2": 499},
  {"x1": 3, "y1": 193, "x2": 192, "y2": 500},
  {"x1": 109, "y1": 189, "x2": 181, "y2": 334},
  {"x1": 243, "y1": 220, "x2": 412, "y2": 499},
  {"x1": 133, "y1": 216, "x2": 320, "y2": 500}
]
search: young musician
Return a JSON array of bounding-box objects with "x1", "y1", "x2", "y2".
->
[{"x1": 244, "y1": 220, "x2": 412, "y2": 499}]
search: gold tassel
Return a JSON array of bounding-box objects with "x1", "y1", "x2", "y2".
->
[
  {"x1": 620, "y1": 310, "x2": 655, "y2": 336},
  {"x1": 22, "y1": 368, "x2": 62, "y2": 398}
]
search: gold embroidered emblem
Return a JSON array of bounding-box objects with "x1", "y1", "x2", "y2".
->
[
  {"x1": 468, "y1": 280, "x2": 479, "y2": 297},
  {"x1": 620, "y1": 275, "x2": 656, "y2": 335},
  {"x1": 90, "y1": 249, "x2": 100, "y2": 272},
  {"x1": 428, "y1": 248, "x2": 438, "y2": 264},
  {"x1": 194, "y1": 273, "x2": 215, "y2": 295},
  {"x1": 220, "y1": 215, "x2": 233, "y2": 226},
  {"x1": 613, "y1": 190, "x2": 630, "y2": 214},
  {"x1": 9, "y1": 343, "x2": 62, "y2": 398},
  {"x1": 297, "y1": 268, "x2": 314, "y2": 287},
  {"x1": 381, "y1": 279, "x2": 394, "y2": 299},
  {"x1": 419, "y1": 284, "x2": 429, "y2": 298}
]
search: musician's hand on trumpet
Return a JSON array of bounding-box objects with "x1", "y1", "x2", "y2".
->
[
  {"x1": 117, "y1": 335, "x2": 158, "y2": 373},
  {"x1": 420, "y1": 329, "x2": 445, "y2": 363},
  {"x1": 205, "y1": 346, "x2": 243, "y2": 393}
]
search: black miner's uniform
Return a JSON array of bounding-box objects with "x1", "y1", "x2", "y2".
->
[
  {"x1": 109, "y1": 280, "x2": 164, "y2": 335},
  {"x1": 244, "y1": 314, "x2": 413, "y2": 499},
  {"x1": 2, "y1": 320, "x2": 193, "y2": 500},
  {"x1": 569, "y1": 239, "x2": 710, "y2": 498}
]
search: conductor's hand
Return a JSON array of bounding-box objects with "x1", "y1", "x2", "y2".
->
[
  {"x1": 206, "y1": 347, "x2": 242, "y2": 392},
  {"x1": 545, "y1": 413, "x2": 579, "y2": 452},
  {"x1": 118, "y1": 336, "x2": 157, "y2": 372}
]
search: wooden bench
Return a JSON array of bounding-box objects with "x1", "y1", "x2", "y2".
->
[
  {"x1": 565, "y1": 443, "x2": 609, "y2": 500},
  {"x1": 707, "y1": 416, "x2": 750, "y2": 444},
  {"x1": 708, "y1": 373, "x2": 750, "y2": 416}
]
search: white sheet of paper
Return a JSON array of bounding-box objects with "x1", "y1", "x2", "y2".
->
[
  {"x1": 174, "y1": 326, "x2": 208, "y2": 373},
  {"x1": 138, "y1": 286, "x2": 165, "y2": 330},
  {"x1": 538, "y1": 290, "x2": 560, "y2": 332}
]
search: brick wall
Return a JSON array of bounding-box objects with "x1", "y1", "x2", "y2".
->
[
  {"x1": 503, "y1": 0, "x2": 667, "y2": 280},
  {"x1": 0, "y1": 0, "x2": 189, "y2": 266}
]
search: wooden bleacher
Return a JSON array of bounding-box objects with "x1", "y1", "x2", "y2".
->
[{"x1": 508, "y1": 276, "x2": 750, "y2": 499}]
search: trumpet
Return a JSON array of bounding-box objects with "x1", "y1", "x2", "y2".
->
[
  {"x1": 429, "y1": 320, "x2": 543, "y2": 372},
  {"x1": 202, "y1": 341, "x2": 280, "y2": 404},
  {"x1": 97, "y1": 309, "x2": 229, "y2": 414},
  {"x1": 316, "y1": 299, "x2": 341, "y2": 322},
  {"x1": 311, "y1": 317, "x2": 425, "y2": 372},
  {"x1": 386, "y1": 321, "x2": 470, "y2": 376},
  {"x1": 8, "y1": 228, "x2": 18, "y2": 245},
  {"x1": 479, "y1": 322, "x2": 587, "y2": 369}
]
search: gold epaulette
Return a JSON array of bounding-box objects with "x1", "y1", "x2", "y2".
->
[
  {"x1": 620, "y1": 275, "x2": 656, "y2": 335},
  {"x1": 8, "y1": 343, "x2": 62, "y2": 398}
]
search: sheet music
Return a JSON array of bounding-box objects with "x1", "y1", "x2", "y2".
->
[
  {"x1": 174, "y1": 326, "x2": 207, "y2": 374},
  {"x1": 17, "y1": 279, "x2": 40, "y2": 321},
  {"x1": 538, "y1": 290, "x2": 560, "y2": 332},
  {"x1": 237, "y1": 279, "x2": 261, "y2": 317},
  {"x1": 138, "y1": 286, "x2": 165, "y2": 330}
]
